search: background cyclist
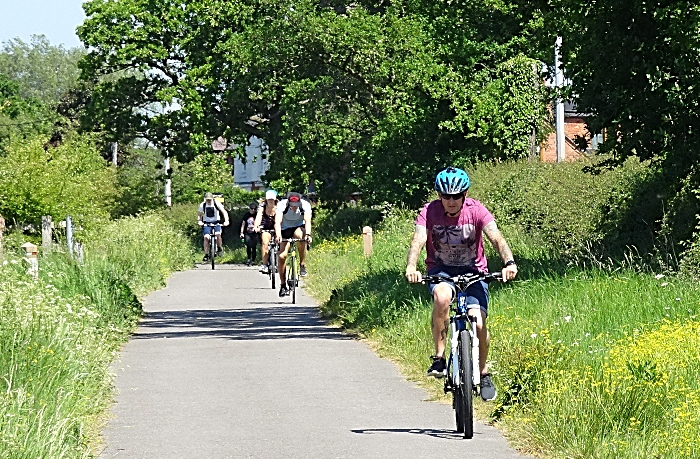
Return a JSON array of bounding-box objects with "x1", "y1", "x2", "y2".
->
[
  {"x1": 254, "y1": 189, "x2": 278, "y2": 273},
  {"x1": 405, "y1": 166, "x2": 518, "y2": 402},
  {"x1": 274, "y1": 192, "x2": 312, "y2": 297},
  {"x1": 240, "y1": 202, "x2": 260, "y2": 266},
  {"x1": 197, "y1": 192, "x2": 229, "y2": 262}
]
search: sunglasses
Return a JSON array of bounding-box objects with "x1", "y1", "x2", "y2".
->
[{"x1": 440, "y1": 193, "x2": 464, "y2": 201}]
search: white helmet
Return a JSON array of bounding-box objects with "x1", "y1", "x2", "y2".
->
[{"x1": 265, "y1": 190, "x2": 278, "y2": 200}]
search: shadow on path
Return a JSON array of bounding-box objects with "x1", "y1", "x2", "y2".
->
[
  {"x1": 351, "y1": 428, "x2": 467, "y2": 441},
  {"x1": 133, "y1": 306, "x2": 352, "y2": 341}
]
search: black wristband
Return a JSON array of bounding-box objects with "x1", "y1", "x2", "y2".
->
[{"x1": 504, "y1": 260, "x2": 516, "y2": 268}]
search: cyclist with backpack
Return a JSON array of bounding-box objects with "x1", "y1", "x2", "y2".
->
[
  {"x1": 197, "y1": 192, "x2": 229, "y2": 262},
  {"x1": 275, "y1": 192, "x2": 312, "y2": 297},
  {"x1": 405, "y1": 167, "x2": 518, "y2": 401},
  {"x1": 254, "y1": 189, "x2": 278, "y2": 273}
]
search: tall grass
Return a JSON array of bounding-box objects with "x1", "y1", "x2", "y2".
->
[
  {"x1": 0, "y1": 213, "x2": 195, "y2": 458},
  {"x1": 306, "y1": 209, "x2": 700, "y2": 458}
]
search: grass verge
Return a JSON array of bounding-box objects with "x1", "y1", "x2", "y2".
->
[{"x1": 0, "y1": 213, "x2": 194, "y2": 458}]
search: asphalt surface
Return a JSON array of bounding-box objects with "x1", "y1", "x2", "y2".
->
[{"x1": 99, "y1": 264, "x2": 531, "y2": 459}]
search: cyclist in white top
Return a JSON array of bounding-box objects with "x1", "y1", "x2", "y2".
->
[
  {"x1": 274, "y1": 192, "x2": 312, "y2": 297},
  {"x1": 197, "y1": 192, "x2": 229, "y2": 262}
]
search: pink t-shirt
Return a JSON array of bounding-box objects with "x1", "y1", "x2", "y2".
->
[{"x1": 416, "y1": 198, "x2": 495, "y2": 272}]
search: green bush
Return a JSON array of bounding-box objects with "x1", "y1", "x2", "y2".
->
[
  {"x1": 170, "y1": 152, "x2": 234, "y2": 204},
  {"x1": 0, "y1": 133, "x2": 118, "y2": 230},
  {"x1": 313, "y1": 205, "x2": 383, "y2": 240},
  {"x1": 467, "y1": 157, "x2": 655, "y2": 261}
]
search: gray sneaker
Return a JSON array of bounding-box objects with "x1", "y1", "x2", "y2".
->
[
  {"x1": 278, "y1": 284, "x2": 288, "y2": 297},
  {"x1": 480, "y1": 374, "x2": 497, "y2": 401},
  {"x1": 300, "y1": 265, "x2": 308, "y2": 277}
]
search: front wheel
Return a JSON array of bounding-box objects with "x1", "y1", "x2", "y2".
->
[
  {"x1": 210, "y1": 236, "x2": 216, "y2": 270},
  {"x1": 269, "y1": 247, "x2": 277, "y2": 289},
  {"x1": 457, "y1": 329, "x2": 473, "y2": 439},
  {"x1": 288, "y1": 255, "x2": 297, "y2": 304}
]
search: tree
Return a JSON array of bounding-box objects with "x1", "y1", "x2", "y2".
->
[
  {"x1": 555, "y1": 0, "x2": 700, "y2": 172},
  {"x1": 78, "y1": 0, "x2": 550, "y2": 205},
  {"x1": 0, "y1": 35, "x2": 85, "y2": 106}
]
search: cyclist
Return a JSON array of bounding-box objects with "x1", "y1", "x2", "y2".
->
[
  {"x1": 254, "y1": 189, "x2": 278, "y2": 273},
  {"x1": 405, "y1": 166, "x2": 518, "y2": 401},
  {"x1": 275, "y1": 191, "x2": 312, "y2": 297},
  {"x1": 197, "y1": 192, "x2": 229, "y2": 262},
  {"x1": 240, "y1": 202, "x2": 260, "y2": 266}
]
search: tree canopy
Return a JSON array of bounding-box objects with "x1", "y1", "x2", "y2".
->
[{"x1": 78, "y1": 0, "x2": 549, "y2": 205}]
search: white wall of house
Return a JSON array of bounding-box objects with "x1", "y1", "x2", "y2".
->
[{"x1": 233, "y1": 136, "x2": 270, "y2": 190}]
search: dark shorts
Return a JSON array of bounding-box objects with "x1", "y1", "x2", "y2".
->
[
  {"x1": 203, "y1": 224, "x2": 222, "y2": 236},
  {"x1": 281, "y1": 226, "x2": 304, "y2": 239},
  {"x1": 427, "y1": 265, "x2": 490, "y2": 316}
]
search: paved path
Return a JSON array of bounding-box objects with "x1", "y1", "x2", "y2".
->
[{"x1": 100, "y1": 264, "x2": 530, "y2": 459}]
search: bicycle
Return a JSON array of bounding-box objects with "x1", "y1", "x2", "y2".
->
[
  {"x1": 202, "y1": 222, "x2": 221, "y2": 270},
  {"x1": 280, "y1": 238, "x2": 305, "y2": 304},
  {"x1": 261, "y1": 229, "x2": 278, "y2": 289},
  {"x1": 422, "y1": 272, "x2": 502, "y2": 439}
]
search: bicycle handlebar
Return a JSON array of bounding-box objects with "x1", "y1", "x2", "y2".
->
[
  {"x1": 422, "y1": 272, "x2": 503, "y2": 286},
  {"x1": 201, "y1": 222, "x2": 224, "y2": 227}
]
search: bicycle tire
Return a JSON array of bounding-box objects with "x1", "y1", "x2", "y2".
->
[
  {"x1": 457, "y1": 329, "x2": 474, "y2": 438},
  {"x1": 290, "y1": 253, "x2": 297, "y2": 304},
  {"x1": 210, "y1": 236, "x2": 216, "y2": 270},
  {"x1": 269, "y1": 246, "x2": 277, "y2": 289}
]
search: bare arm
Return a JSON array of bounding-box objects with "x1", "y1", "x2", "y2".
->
[
  {"x1": 304, "y1": 209, "x2": 312, "y2": 240},
  {"x1": 405, "y1": 225, "x2": 427, "y2": 283},
  {"x1": 253, "y1": 206, "x2": 263, "y2": 229},
  {"x1": 483, "y1": 221, "x2": 518, "y2": 281}
]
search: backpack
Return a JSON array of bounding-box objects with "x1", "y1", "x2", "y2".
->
[
  {"x1": 202, "y1": 200, "x2": 226, "y2": 223},
  {"x1": 283, "y1": 192, "x2": 305, "y2": 216}
]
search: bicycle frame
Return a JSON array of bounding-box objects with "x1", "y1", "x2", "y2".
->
[
  {"x1": 202, "y1": 222, "x2": 220, "y2": 270},
  {"x1": 261, "y1": 230, "x2": 278, "y2": 288},
  {"x1": 281, "y1": 238, "x2": 305, "y2": 303}
]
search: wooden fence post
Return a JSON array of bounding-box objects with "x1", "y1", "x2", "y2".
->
[
  {"x1": 42, "y1": 215, "x2": 53, "y2": 252},
  {"x1": 362, "y1": 226, "x2": 373, "y2": 257}
]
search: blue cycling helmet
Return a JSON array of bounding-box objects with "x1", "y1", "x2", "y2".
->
[{"x1": 434, "y1": 167, "x2": 470, "y2": 194}]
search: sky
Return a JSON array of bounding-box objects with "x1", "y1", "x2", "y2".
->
[{"x1": 0, "y1": 0, "x2": 86, "y2": 49}]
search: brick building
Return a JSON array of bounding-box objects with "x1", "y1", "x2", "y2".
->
[{"x1": 540, "y1": 102, "x2": 603, "y2": 162}]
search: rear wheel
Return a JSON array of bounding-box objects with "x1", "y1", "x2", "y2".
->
[{"x1": 457, "y1": 329, "x2": 473, "y2": 439}]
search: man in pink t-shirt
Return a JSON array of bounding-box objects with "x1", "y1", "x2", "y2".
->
[{"x1": 405, "y1": 167, "x2": 518, "y2": 402}]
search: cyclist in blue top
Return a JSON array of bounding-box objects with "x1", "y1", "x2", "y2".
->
[{"x1": 275, "y1": 192, "x2": 312, "y2": 297}]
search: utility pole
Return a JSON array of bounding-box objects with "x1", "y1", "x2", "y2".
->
[
  {"x1": 164, "y1": 156, "x2": 172, "y2": 207},
  {"x1": 555, "y1": 36, "x2": 565, "y2": 163},
  {"x1": 110, "y1": 142, "x2": 118, "y2": 166}
]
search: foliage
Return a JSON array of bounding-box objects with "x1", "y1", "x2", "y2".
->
[
  {"x1": 312, "y1": 205, "x2": 383, "y2": 240},
  {"x1": 113, "y1": 145, "x2": 166, "y2": 216},
  {"x1": 0, "y1": 134, "x2": 118, "y2": 230},
  {"x1": 467, "y1": 157, "x2": 659, "y2": 261},
  {"x1": 78, "y1": 0, "x2": 550, "y2": 206},
  {"x1": 0, "y1": 35, "x2": 84, "y2": 106},
  {"x1": 553, "y1": 0, "x2": 700, "y2": 175},
  {"x1": 0, "y1": 74, "x2": 55, "y2": 149},
  {"x1": 170, "y1": 152, "x2": 233, "y2": 204}
]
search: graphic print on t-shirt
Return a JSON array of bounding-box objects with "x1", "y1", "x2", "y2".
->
[{"x1": 431, "y1": 223, "x2": 478, "y2": 267}]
